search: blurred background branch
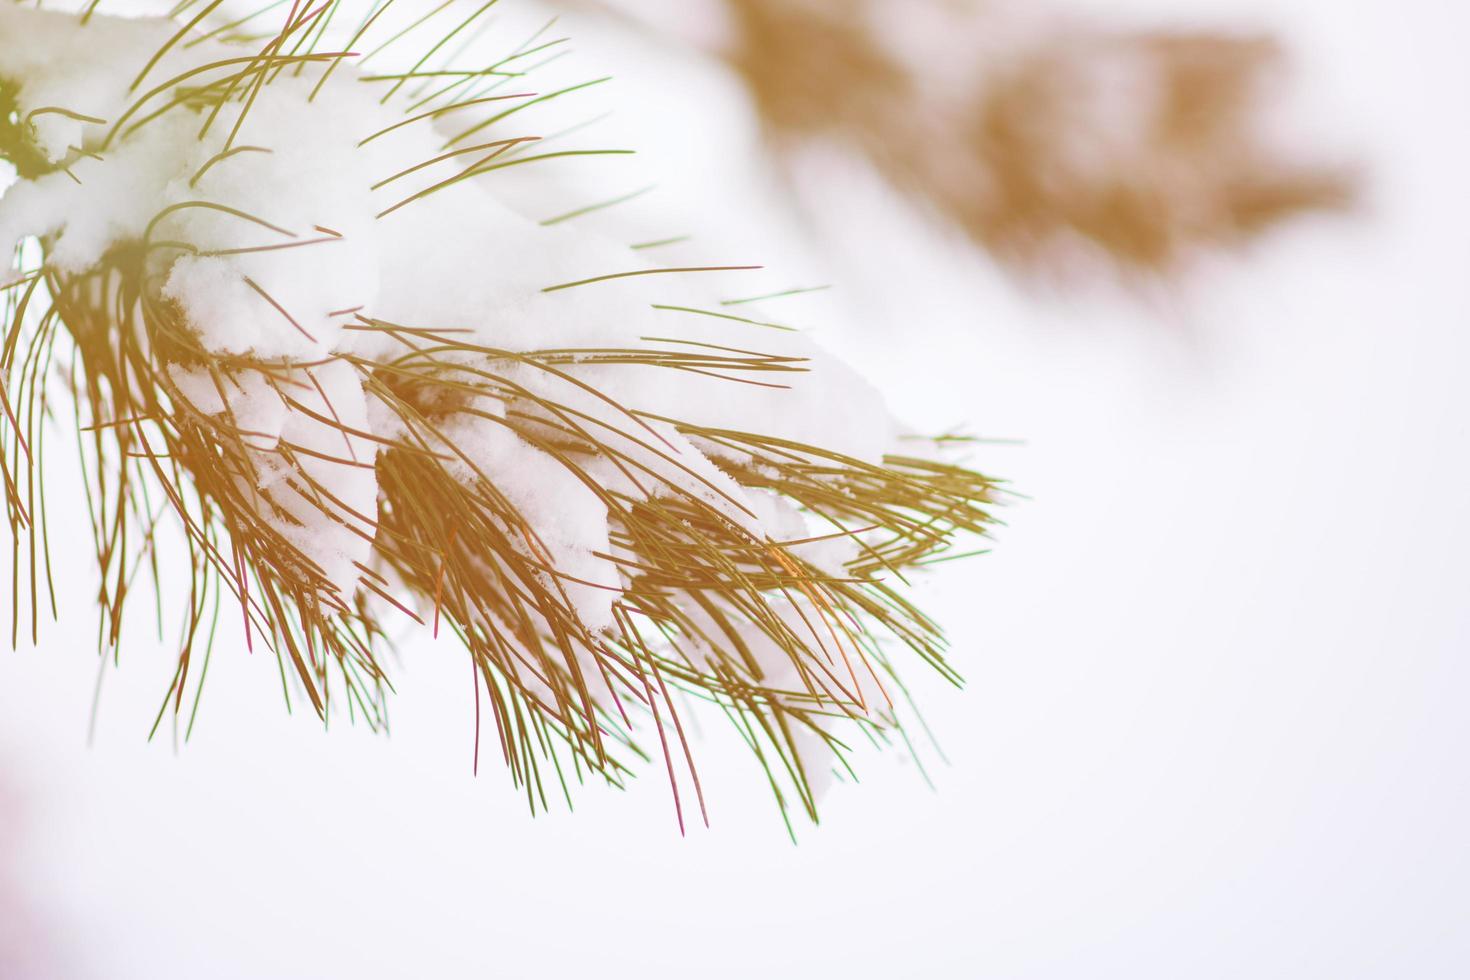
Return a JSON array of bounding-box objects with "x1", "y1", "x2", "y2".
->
[{"x1": 569, "y1": 0, "x2": 1355, "y2": 282}]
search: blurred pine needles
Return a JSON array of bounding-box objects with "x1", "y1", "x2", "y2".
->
[{"x1": 583, "y1": 0, "x2": 1355, "y2": 280}]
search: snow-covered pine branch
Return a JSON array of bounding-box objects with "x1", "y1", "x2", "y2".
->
[{"x1": 0, "y1": 1, "x2": 997, "y2": 828}]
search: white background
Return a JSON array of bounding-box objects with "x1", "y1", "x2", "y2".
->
[{"x1": 0, "y1": 0, "x2": 1467, "y2": 977}]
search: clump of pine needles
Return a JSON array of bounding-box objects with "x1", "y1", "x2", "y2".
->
[{"x1": 0, "y1": 0, "x2": 1000, "y2": 833}]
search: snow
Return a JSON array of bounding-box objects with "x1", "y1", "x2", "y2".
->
[{"x1": 0, "y1": 5, "x2": 178, "y2": 161}]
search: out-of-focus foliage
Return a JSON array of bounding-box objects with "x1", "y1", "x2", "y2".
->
[{"x1": 587, "y1": 0, "x2": 1355, "y2": 280}]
